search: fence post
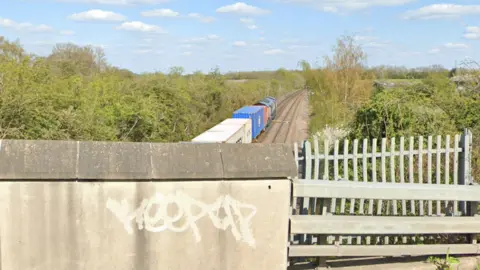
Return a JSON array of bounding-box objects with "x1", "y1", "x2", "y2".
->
[
  {"x1": 458, "y1": 128, "x2": 472, "y2": 216},
  {"x1": 462, "y1": 129, "x2": 478, "y2": 244},
  {"x1": 300, "y1": 140, "x2": 313, "y2": 245}
]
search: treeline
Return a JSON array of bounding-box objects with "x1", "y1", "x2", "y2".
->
[
  {"x1": 368, "y1": 65, "x2": 449, "y2": 80},
  {"x1": 224, "y1": 68, "x2": 303, "y2": 81},
  {"x1": 0, "y1": 36, "x2": 304, "y2": 142}
]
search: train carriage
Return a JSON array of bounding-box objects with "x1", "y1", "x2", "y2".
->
[
  {"x1": 232, "y1": 106, "x2": 265, "y2": 140},
  {"x1": 191, "y1": 95, "x2": 279, "y2": 144}
]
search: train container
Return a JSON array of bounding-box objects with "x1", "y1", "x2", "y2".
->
[
  {"x1": 215, "y1": 118, "x2": 252, "y2": 143},
  {"x1": 232, "y1": 106, "x2": 265, "y2": 139},
  {"x1": 255, "y1": 98, "x2": 275, "y2": 124},
  {"x1": 253, "y1": 105, "x2": 269, "y2": 128},
  {"x1": 191, "y1": 124, "x2": 245, "y2": 143}
]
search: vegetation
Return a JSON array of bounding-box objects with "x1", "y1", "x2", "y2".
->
[
  {"x1": 0, "y1": 36, "x2": 303, "y2": 142},
  {"x1": 3, "y1": 32, "x2": 480, "y2": 180},
  {"x1": 427, "y1": 249, "x2": 460, "y2": 270},
  {"x1": 300, "y1": 35, "x2": 480, "y2": 182}
]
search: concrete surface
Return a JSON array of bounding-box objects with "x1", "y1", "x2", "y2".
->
[
  {"x1": 0, "y1": 139, "x2": 297, "y2": 269},
  {"x1": 0, "y1": 139, "x2": 298, "y2": 180},
  {"x1": 0, "y1": 180, "x2": 291, "y2": 270}
]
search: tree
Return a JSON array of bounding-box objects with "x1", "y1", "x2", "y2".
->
[{"x1": 47, "y1": 43, "x2": 108, "y2": 77}]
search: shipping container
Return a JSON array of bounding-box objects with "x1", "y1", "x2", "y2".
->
[
  {"x1": 255, "y1": 98, "x2": 275, "y2": 123},
  {"x1": 215, "y1": 118, "x2": 252, "y2": 143},
  {"x1": 191, "y1": 124, "x2": 245, "y2": 143},
  {"x1": 232, "y1": 106, "x2": 265, "y2": 139},
  {"x1": 253, "y1": 105, "x2": 268, "y2": 128}
]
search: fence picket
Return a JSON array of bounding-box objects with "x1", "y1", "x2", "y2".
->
[
  {"x1": 332, "y1": 140, "x2": 339, "y2": 214},
  {"x1": 360, "y1": 139, "x2": 367, "y2": 215},
  {"x1": 418, "y1": 136, "x2": 424, "y2": 216},
  {"x1": 409, "y1": 137, "x2": 415, "y2": 216},
  {"x1": 454, "y1": 134, "x2": 459, "y2": 216},
  {"x1": 436, "y1": 135, "x2": 442, "y2": 216},
  {"x1": 341, "y1": 140, "x2": 349, "y2": 215},
  {"x1": 445, "y1": 135, "x2": 450, "y2": 211},
  {"x1": 313, "y1": 137, "x2": 320, "y2": 180}
]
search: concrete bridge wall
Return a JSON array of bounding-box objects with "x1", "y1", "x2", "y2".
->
[{"x1": 0, "y1": 140, "x2": 297, "y2": 270}]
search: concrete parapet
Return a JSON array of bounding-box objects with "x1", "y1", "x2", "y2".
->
[
  {"x1": 0, "y1": 180, "x2": 291, "y2": 270},
  {"x1": 0, "y1": 140, "x2": 298, "y2": 180}
]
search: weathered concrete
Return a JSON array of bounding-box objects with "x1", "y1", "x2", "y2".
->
[
  {"x1": 0, "y1": 140, "x2": 298, "y2": 180},
  {"x1": 0, "y1": 139, "x2": 296, "y2": 269},
  {"x1": 0, "y1": 180, "x2": 291, "y2": 270}
]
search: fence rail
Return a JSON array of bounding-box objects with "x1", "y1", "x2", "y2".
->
[{"x1": 289, "y1": 129, "x2": 479, "y2": 266}]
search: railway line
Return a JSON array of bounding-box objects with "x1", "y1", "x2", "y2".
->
[
  {"x1": 190, "y1": 89, "x2": 307, "y2": 145},
  {"x1": 257, "y1": 89, "x2": 306, "y2": 144}
]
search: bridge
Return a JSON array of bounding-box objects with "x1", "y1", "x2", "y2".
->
[{"x1": 0, "y1": 116, "x2": 479, "y2": 269}]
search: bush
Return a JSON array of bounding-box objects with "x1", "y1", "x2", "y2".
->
[{"x1": 0, "y1": 37, "x2": 302, "y2": 142}]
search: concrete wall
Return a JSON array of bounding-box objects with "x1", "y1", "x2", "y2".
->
[{"x1": 0, "y1": 140, "x2": 297, "y2": 270}]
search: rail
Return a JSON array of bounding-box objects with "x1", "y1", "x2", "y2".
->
[
  {"x1": 289, "y1": 180, "x2": 480, "y2": 259},
  {"x1": 289, "y1": 128, "x2": 479, "y2": 267}
]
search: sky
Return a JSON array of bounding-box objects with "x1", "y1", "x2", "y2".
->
[{"x1": 0, "y1": 0, "x2": 479, "y2": 74}]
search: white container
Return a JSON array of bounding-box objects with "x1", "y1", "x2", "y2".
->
[
  {"x1": 192, "y1": 124, "x2": 245, "y2": 143},
  {"x1": 215, "y1": 118, "x2": 252, "y2": 143}
]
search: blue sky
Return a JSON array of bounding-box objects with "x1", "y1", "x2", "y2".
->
[{"x1": 1, "y1": 0, "x2": 479, "y2": 73}]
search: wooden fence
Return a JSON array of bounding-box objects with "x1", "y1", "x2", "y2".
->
[{"x1": 289, "y1": 129, "x2": 480, "y2": 265}]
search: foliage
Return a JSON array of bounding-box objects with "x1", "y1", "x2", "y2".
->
[
  {"x1": 0, "y1": 36, "x2": 302, "y2": 142},
  {"x1": 427, "y1": 249, "x2": 460, "y2": 270},
  {"x1": 300, "y1": 35, "x2": 374, "y2": 137}
]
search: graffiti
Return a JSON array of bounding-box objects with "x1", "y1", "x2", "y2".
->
[{"x1": 106, "y1": 190, "x2": 257, "y2": 247}]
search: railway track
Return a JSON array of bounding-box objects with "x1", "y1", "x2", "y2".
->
[{"x1": 257, "y1": 90, "x2": 306, "y2": 144}]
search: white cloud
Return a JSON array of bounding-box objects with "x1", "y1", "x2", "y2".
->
[
  {"x1": 134, "y1": 49, "x2": 163, "y2": 54},
  {"x1": 69, "y1": 9, "x2": 126, "y2": 22},
  {"x1": 57, "y1": 0, "x2": 170, "y2": 5},
  {"x1": 428, "y1": 42, "x2": 469, "y2": 54},
  {"x1": 353, "y1": 35, "x2": 389, "y2": 48},
  {"x1": 233, "y1": 41, "x2": 247, "y2": 47},
  {"x1": 239, "y1": 17, "x2": 258, "y2": 30},
  {"x1": 60, "y1": 30, "x2": 75, "y2": 35},
  {"x1": 402, "y1": 4, "x2": 480, "y2": 20},
  {"x1": 141, "y1": 8, "x2": 179, "y2": 17},
  {"x1": 117, "y1": 21, "x2": 167, "y2": 33},
  {"x1": 278, "y1": 0, "x2": 414, "y2": 13},
  {"x1": 216, "y1": 2, "x2": 271, "y2": 16},
  {"x1": 363, "y1": 41, "x2": 388, "y2": 48},
  {"x1": 464, "y1": 26, "x2": 480, "y2": 40},
  {"x1": 207, "y1": 34, "x2": 220, "y2": 40},
  {"x1": 240, "y1": 18, "x2": 254, "y2": 24},
  {"x1": 264, "y1": 49, "x2": 285, "y2": 55},
  {"x1": 182, "y1": 51, "x2": 192, "y2": 56},
  {"x1": 182, "y1": 34, "x2": 220, "y2": 43},
  {"x1": 0, "y1": 17, "x2": 53, "y2": 32},
  {"x1": 444, "y1": 42, "x2": 469, "y2": 49},
  {"x1": 187, "y1": 13, "x2": 216, "y2": 23},
  {"x1": 353, "y1": 35, "x2": 376, "y2": 42}
]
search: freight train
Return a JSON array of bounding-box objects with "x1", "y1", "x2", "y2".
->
[{"x1": 191, "y1": 96, "x2": 277, "y2": 143}]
